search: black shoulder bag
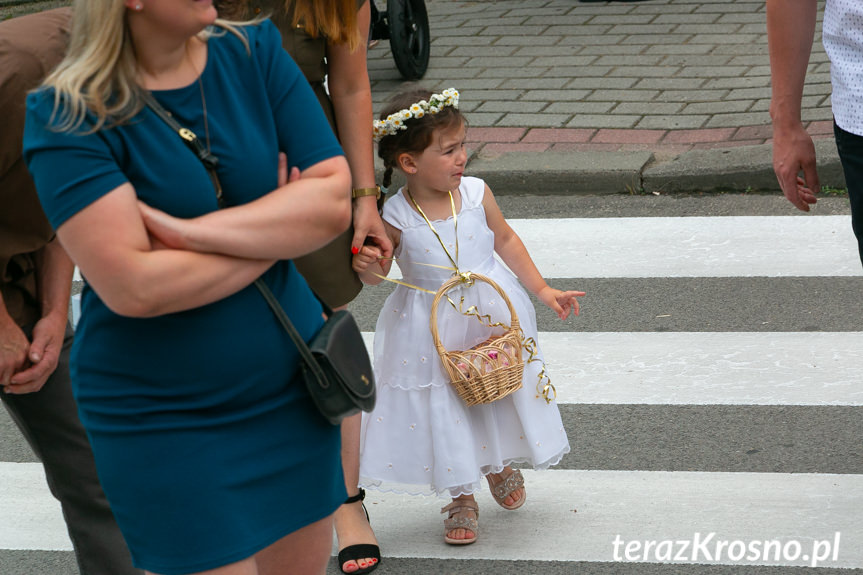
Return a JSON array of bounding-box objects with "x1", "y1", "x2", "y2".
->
[{"x1": 142, "y1": 92, "x2": 375, "y2": 425}]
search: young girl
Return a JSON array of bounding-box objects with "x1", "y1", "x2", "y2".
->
[{"x1": 353, "y1": 88, "x2": 584, "y2": 546}]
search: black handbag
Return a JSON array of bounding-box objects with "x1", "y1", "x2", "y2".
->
[{"x1": 143, "y1": 92, "x2": 376, "y2": 425}]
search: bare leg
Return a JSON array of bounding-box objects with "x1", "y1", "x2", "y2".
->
[
  {"x1": 145, "y1": 556, "x2": 257, "y2": 575},
  {"x1": 146, "y1": 516, "x2": 332, "y2": 575},
  {"x1": 257, "y1": 515, "x2": 334, "y2": 575},
  {"x1": 334, "y1": 412, "x2": 380, "y2": 573}
]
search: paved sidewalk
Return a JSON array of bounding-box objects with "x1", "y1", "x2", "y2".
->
[
  {"x1": 3, "y1": 0, "x2": 845, "y2": 196},
  {"x1": 368, "y1": 0, "x2": 845, "y2": 195}
]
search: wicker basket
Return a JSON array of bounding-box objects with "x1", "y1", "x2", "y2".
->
[{"x1": 430, "y1": 272, "x2": 524, "y2": 406}]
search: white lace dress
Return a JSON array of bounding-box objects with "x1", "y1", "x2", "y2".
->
[{"x1": 359, "y1": 176, "x2": 570, "y2": 497}]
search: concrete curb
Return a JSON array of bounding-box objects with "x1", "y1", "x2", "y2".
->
[
  {"x1": 642, "y1": 139, "x2": 846, "y2": 195},
  {"x1": 372, "y1": 139, "x2": 846, "y2": 197}
]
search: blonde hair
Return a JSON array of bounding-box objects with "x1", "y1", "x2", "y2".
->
[
  {"x1": 215, "y1": 0, "x2": 362, "y2": 52},
  {"x1": 291, "y1": 0, "x2": 361, "y2": 52},
  {"x1": 42, "y1": 0, "x2": 250, "y2": 133}
]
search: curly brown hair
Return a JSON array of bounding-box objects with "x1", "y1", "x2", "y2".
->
[{"x1": 376, "y1": 88, "x2": 468, "y2": 189}]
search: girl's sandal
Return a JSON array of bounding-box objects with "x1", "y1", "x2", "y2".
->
[
  {"x1": 441, "y1": 499, "x2": 479, "y2": 545},
  {"x1": 487, "y1": 468, "x2": 526, "y2": 511}
]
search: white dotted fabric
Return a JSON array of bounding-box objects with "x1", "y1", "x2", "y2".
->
[{"x1": 823, "y1": 0, "x2": 863, "y2": 135}]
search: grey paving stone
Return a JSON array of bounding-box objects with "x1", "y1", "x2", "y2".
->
[
  {"x1": 477, "y1": 25, "x2": 550, "y2": 36},
  {"x1": 579, "y1": 45, "x2": 650, "y2": 56},
  {"x1": 524, "y1": 14, "x2": 592, "y2": 26},
  {"x1": 475, "y1": 101, "x2": 547, "y2": 114},
  {"x1": 705, "y1": 111, "x2": 771, "y2": 128},
  {"x1": 661, "y1": 54, "x2": 735, "y2": 67},
  {"x1": 493, "y1": 36, "x2": 560, "y2": 46},
  {"x1": 633, "y1": 77, "x2": 707, "y2": 90},
  {"x1": 655, "y1": 89, "x2": 731, "y2": 103},
  {"x1": 653, "y1": 13, "x2": 720, "y2": 24},
  {"x1": 500, "y1": 78, "x2": 569, "y2": 90},
  {"x1": 643, "y1": 44, "x2": 715, "y2": 55},
  {"x1": 607, "y1": 24, "x2": 677, "y2": 35},
  {"x1": 672, "y1": 23, "x2": 745, "y2": 35},
  {"x1": 612, "y1": 102, "x2": 685, "y2": 115},
  {"x1": 558, "y1": 33, "x2": 622, "y2": 45},
  {"x1": 716, "y1": 12, "x2": 768, "y2": 23},
  {"x1": 801, "y1": 107, "x2": 835, "y2": 122},
  {"x1": 463, "y1": 112, "x2": 505, "y2": 127},
  {"x1": 593, "y1": 55, "x2": 665, "y2": 67},
  {"x1": 465, "y1": 56, "x2": 534, "y2": 68},
  {"x1": 687, "y1": 33, "x2": 761, "y2": 44},
  {"x1": 496, "y1": 113, "x2": 572, "y2": 127},
  {"x1": 589, "y1": 14, "x2": 657, "y2": 25},
  {"x1": 542, "y1": 65, "x2": 614, "y2": 78},
  {"x1": 564, "y1": 77, "x2": 638, "y2": 90},
  {"x1": 530, "y1": 55, "x2": 600, "y2": 67},
  {"x1": 725, "y1": 87, "x2": 773, "y2": 101},
  {"x1": 607, "y1": 66, "x2": 682, "y2": 78},
  {"x1": 681, "y1": 100, "x2": 754, "y2": 115},
  {"x1": 447, "y1": 46, "x2": 518, "y2": 58},
  {"x1": 584, "y1": 89, "x2": 660, "y2": 102},
  {"x1": 566, "y1": 114, "x2": 641, "y2": 129},
  {"x1": 512, "y1": 46, "x2": 584, "y2": 58},
  {"x1": 547, "y1": 26, "x2": 616, "y2": 38},
  {"x1": 521, "y1": 89, "x2": 593, "y2": 102},
  {"x1": 545, "y1": 101, "x2": 616, "y2": 115},
  {"x1": 675, "y1": 66, "x2": 750, "y2": 78},
  {"x1": 635, "y1": 115, "x2": 710, "y2": 130},
  {"x1": 430, "y1": 36, "x2": 496, "y2": 47},
  {"x1": 702, "y1": 76, "x2": 771, "y2": 89}
]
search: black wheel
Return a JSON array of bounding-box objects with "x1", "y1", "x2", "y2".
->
[{"x1": 386, "y1": 0, "x2": 430, "y2": 80}]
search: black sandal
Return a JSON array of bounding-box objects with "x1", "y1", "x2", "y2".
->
[{"x1": 337, "y1": 488, "x2": 381, "y2": 574}]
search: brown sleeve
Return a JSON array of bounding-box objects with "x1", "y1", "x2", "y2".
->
[
  {"x1": 0, "y1": 8, "x2": 72, "y2": 325},
  {"x1": 0, "y1": 8, "x2": 71, "y2": 179}
]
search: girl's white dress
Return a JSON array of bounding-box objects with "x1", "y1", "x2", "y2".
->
[{"x1": 359, "y1": 176, "x2": 570, "y2": 497}]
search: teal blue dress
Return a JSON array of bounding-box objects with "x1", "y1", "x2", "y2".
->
[{"x1": 23, "y1": 21, "x2": 346, "y2": 575}]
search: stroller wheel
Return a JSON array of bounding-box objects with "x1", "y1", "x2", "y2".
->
[{"x1": 386, "y1": 0, "x2": 430, "y2": 80}]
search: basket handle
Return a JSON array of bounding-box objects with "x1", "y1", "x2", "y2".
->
[{"x1": 429, "y1": 272, "x2": 521, "y2": 355}]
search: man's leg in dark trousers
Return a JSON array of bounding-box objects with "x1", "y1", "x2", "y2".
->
[
  {"x1": 0, "y1": 326, "x2": 140, "y2": 575},
  {"x1": 834, "y1": 122, "x2": 863, "y2": 266}
]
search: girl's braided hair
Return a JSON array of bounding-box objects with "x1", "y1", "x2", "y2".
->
[{"x1": 376, "y1": 88, "x2": 467, "y2": 189}]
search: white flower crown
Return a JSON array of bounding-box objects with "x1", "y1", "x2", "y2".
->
[{"x1": 373, "y1": 88, "x2": 460, "y2": 142}]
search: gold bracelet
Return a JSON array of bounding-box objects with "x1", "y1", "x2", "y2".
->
[{"x1": 352, "y1": 186, "x2": 381, "y2": 199}]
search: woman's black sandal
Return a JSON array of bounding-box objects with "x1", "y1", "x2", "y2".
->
[{"x1": 337, "y1": 488, "x2": 381, "y2": 574}]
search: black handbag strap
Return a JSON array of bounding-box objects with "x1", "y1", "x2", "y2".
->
[{"x1": 142, "y1": 92, "x2": 330, "y2": 383}]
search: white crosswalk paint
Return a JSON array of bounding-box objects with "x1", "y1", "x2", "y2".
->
[
  {"x1": 350, "y1": 470, "x2": 861, "y2": 568},
  {"x1": 375, "y1": 215, "x2": 861, "y2": 280},
  {"x1": 6, "y1": 463, "x2": 860, "y2": 569},
  {"x1": 0, "y1": 463, "x2": 71, "y2": 551},
  {"x1": 42, "y1": 213, "x2": 863, "y2": 573},
  {"x1": 362, "y1": 331, "x2": 863, "y2": 406},
  {"x1": 73, "y1": 215, "x2": 860, "y2": 283}
]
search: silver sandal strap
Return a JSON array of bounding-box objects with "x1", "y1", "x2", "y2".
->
[{"x1": 491, "y1": 469, "x2": 524, "y2": 500}]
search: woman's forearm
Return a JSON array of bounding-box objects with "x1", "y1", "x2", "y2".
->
[{"x1": 176, "y1": 157, "x2": 352, "y2": 260}]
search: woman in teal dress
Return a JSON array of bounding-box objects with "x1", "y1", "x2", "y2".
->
[{"x1": 23, "y1": 2, "x2": 351, "y2": 574}]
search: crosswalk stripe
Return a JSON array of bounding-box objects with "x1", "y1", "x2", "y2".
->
[
  {"x1": 0, "y1": 463, "x2": 70, "y2": 551},
  {"x1": 40, "y1": 211, "x2": 863, "y2": 574},
  {"x1": 352, "y1": 469, "x2": 861, "y2": 568},
  {"x1": 6, "y1": 463, "x2": 860, "y2": 569},
  {"x1": 362, "y1": 331, "x2": 863, "y2": 406},
  {"x1": 71, "y1": 215, "x2": 860, "y2": 283}
]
